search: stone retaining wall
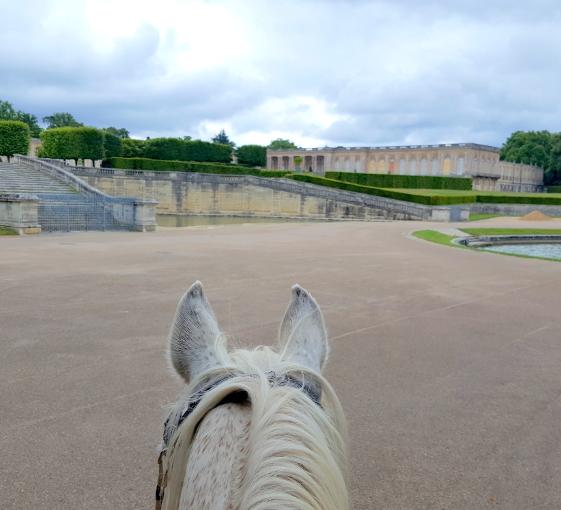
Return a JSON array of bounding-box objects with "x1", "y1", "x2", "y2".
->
[{"x1": 69, "y1": 167, "x2": 469, "y2": 222}]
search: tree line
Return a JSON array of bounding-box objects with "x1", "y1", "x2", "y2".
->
[{"x1": 0, "y1": 99, "x2": 302, "y2": 166}]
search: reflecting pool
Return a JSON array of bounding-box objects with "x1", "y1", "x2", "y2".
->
[{"x1": 482, "y1": 243, "x2": 561, "y2": 260}]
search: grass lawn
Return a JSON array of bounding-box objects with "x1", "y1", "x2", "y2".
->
[
  {"x1": 461, "y1": 228, "x2": 561, "y2": 236},
  {"x1": 0, "y1": 226, "x2": 17, "y2": 235},
  {"x1": 468, "y1": 213, "x2": 500, "y2": 221},
  {"x1": 412, "y1": 230, "x2": 462, "y2": 247}
]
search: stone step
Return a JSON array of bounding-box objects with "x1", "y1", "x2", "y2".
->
[{"x1": 0, "y1": 162, "x2": 75, "y2": 194}]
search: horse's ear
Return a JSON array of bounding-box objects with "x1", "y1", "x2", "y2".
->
[
  {"x1": 169, "y1": 281, "x2": 229, "y2": 383},
  {"x1": 278, "y1": 285, "x2": 328, "y2": 372}
]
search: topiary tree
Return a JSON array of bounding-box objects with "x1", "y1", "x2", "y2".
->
[
  {"x1": 237, "y1": 144, "x2": 267, "y2": 167},
  {"x1": 0, "y1": 120, "x2": 30, "y2": 160},
  {"x1": 39, "y1": 127, "x2": 104, "y2": 165}
]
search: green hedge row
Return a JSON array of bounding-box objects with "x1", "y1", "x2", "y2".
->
[
  {"x1": 143, "y1": 138, "x2": 232, "y2": 163},
  {"x1": 0, "y1": 120, "x2": 30, "y2": 159},
  {"x1": 292, "y1": 174, "x2": 561, "y2": 206},
  {"x1": 475, "y1": 194, "x2": 561, "y2": 205},
  {"x1": 103, "y1": 157, "x2": 289, "y2": 177},
  {"x1": 325, "y1": 171, "x2": 473, "y2": 190},
  {"x1": 289, "y1": 174, "x2": 475, "y2": 206},
  {"x1": 547, "y1": 185, "x2": 561, "y2": 193},
  {"x1": 39, "y1": 127, "x2": 104, "y2": 162}
]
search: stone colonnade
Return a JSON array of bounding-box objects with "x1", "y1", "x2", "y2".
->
[{"x1": 266, "y1": 143, "x2": 544, "y2": 191}]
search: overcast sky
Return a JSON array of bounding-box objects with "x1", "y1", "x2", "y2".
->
[{"x1": 1, "y1": 0, "x2": 560, "y2": 147}]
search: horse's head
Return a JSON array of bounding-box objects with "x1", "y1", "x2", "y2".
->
[{"x1": 158, "y1": 281, "x2": 348, "y2": 510}]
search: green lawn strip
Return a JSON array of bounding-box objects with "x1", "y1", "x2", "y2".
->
[
  {"x1": 0, "y1": 226, "x2": 17, "y2": 235},
  {"x1": 461, "y1": 228, "x2": 561, "y2": 236},
  {"x1": 468, "y1": 213, "x2": 500, "y2": 221},
  {"x1": 412, "y1": 230, "x2": 464, "y2": 248}
]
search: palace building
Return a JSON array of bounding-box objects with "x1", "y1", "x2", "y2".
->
[{"x1": 266, "y1": 143, "x2": 544, "y2": 192}]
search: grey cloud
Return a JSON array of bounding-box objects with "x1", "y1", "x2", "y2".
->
[{"x1": 1, "y1": 0, "x2": 560, "y2": 147}]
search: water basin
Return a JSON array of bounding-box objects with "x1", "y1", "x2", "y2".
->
[{"x1": 481, "y1": 243, "x2": 561, "y2": 260}]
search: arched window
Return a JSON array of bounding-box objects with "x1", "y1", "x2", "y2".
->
[
  {"x1": 432, "y1": 157, "x2": 440, "y2": 175},
  {"x1": 420, "y1": 158, "x2": 428, "y2": 176},
  {"x1": 409, "y1": 158, "x2": 417, "y2": 175}
]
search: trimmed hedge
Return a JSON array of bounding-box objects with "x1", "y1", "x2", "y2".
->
[
  {"x1": 289, "y1": 174, "x2": 475, "y2": 206},
  {"x1": 0, "y1": 120, "x2": 30, "y2": 159},
  {"x1": 103, "y1": 157, "x2": 289, "y2": 177},
  {"x1": 475, "y1": 194, "x2": 561, "y2": 205},
  {"x1": 326, "y1": 171, "x2": 473, "y2": 190},
  {"x1": 292, "y1": 174, "x2": 561, "y2": 206},
  {"x1": 547, "y1": 185, "x2": 561, "y2": 193},
  {"x1": 102, "y1": 131, "x2": 122, "y2": 158},
  {"x1": 143, "y1": 138, "x2": 232, "y2": 163},
  {"x1": 39, "y1": 127, "x2": 104, "y2": 162},
  {"x1": 237, "y1": 144, "x2": 266, "y2": 167}
]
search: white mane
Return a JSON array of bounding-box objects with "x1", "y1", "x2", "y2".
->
[{"x1": 160, "y1": 282, "x2": 349, "y2": 510}]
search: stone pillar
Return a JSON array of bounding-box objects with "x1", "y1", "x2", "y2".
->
[
  {"x1": 133, "y1": 198, "x2": 158, "y2": 232},
  {"x1": 0, "y1": 194, "x2": 41, "y2": 234}
]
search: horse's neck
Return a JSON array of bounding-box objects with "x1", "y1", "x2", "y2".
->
[{"x1": 180, "y1": 403, "x2": 251, "y2": 510}]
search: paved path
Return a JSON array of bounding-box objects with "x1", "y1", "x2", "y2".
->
[{"x1": 1, "y1": 219, "x2": 561, "y2": 509}]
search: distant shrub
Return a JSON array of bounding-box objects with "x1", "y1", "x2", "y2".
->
[
  {"x1": 0, "y1": 120, "x2": 30, "y2": 159},
  {"x1": 237, "y1": 144, "x2": 266, "y2": 167},
  {"x1": 547, "y1": 185, "x2": 561, "y2": 193},
  {"x1": 326, "y1": 172, "x2": 473, "y2": 190}
]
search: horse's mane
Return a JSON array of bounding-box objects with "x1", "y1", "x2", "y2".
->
[{"x1": 161, "y1": 346, "x2": 349, "y2": 510}]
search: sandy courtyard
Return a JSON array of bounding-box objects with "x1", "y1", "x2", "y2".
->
[{"x1": 1, "y1": 219, "x2": 560, "y2": 509}]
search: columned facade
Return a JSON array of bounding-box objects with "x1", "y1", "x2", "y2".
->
[{"x1": 266, "y1": 143, "x2": 544, "y2": 191}]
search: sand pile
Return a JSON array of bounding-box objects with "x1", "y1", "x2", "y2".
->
[{"x1": 519, "y1": 210, "x2": 553, "y2": 221}]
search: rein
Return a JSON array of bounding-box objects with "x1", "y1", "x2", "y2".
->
[{"x1": 156, "y1": 371, "x2": 321, "y2": 509}]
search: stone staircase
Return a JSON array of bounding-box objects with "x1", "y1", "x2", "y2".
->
[{"x1": 0, "y1": 161, "x2": 76, "y2": 195}]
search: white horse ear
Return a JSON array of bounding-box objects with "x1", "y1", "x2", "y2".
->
[
  {"x1": 169, "y1": 281, "x2": 229, "y2": 383},
  {"x1": 278, "y1": 285, "x2": 328, "y2": 372}
]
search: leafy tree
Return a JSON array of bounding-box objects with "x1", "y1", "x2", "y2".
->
[
  {"x1": 0, "y1": 100, "x2": 17, "y2": 119},
  {"x1": 500, "y1": 130, "x2": 561, "y2": 183},
  {"x1": 212, "y1": 129, "x2": 235, "y2": 148},
  {"x1": 548, "y1": 133, "x2": 561, "y2": 184},
  {"x1": 0, "y1": 120, "x2": 30, "y2": 160},
  {"x1": 121, "y1": 138, "x2": 146, "y2": 158},
  {"x1": 104, "y1": 126, "x2": 129, "y2": 139},
  {"x1": 500, "y1": 131, "x2": 551, "y2": 168},
  {"x1": 237, "y1": 144, "x2": 266, "y2": 167},
  {"x1": 43, "y1": 112, "x2": 83, "y2": 129},
  {"x1": 268, "y1": 138, "x2": 298, "y2": 150},
  {"x1": 0, "y1": 100, "x2": 41, "y2": 137}
]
